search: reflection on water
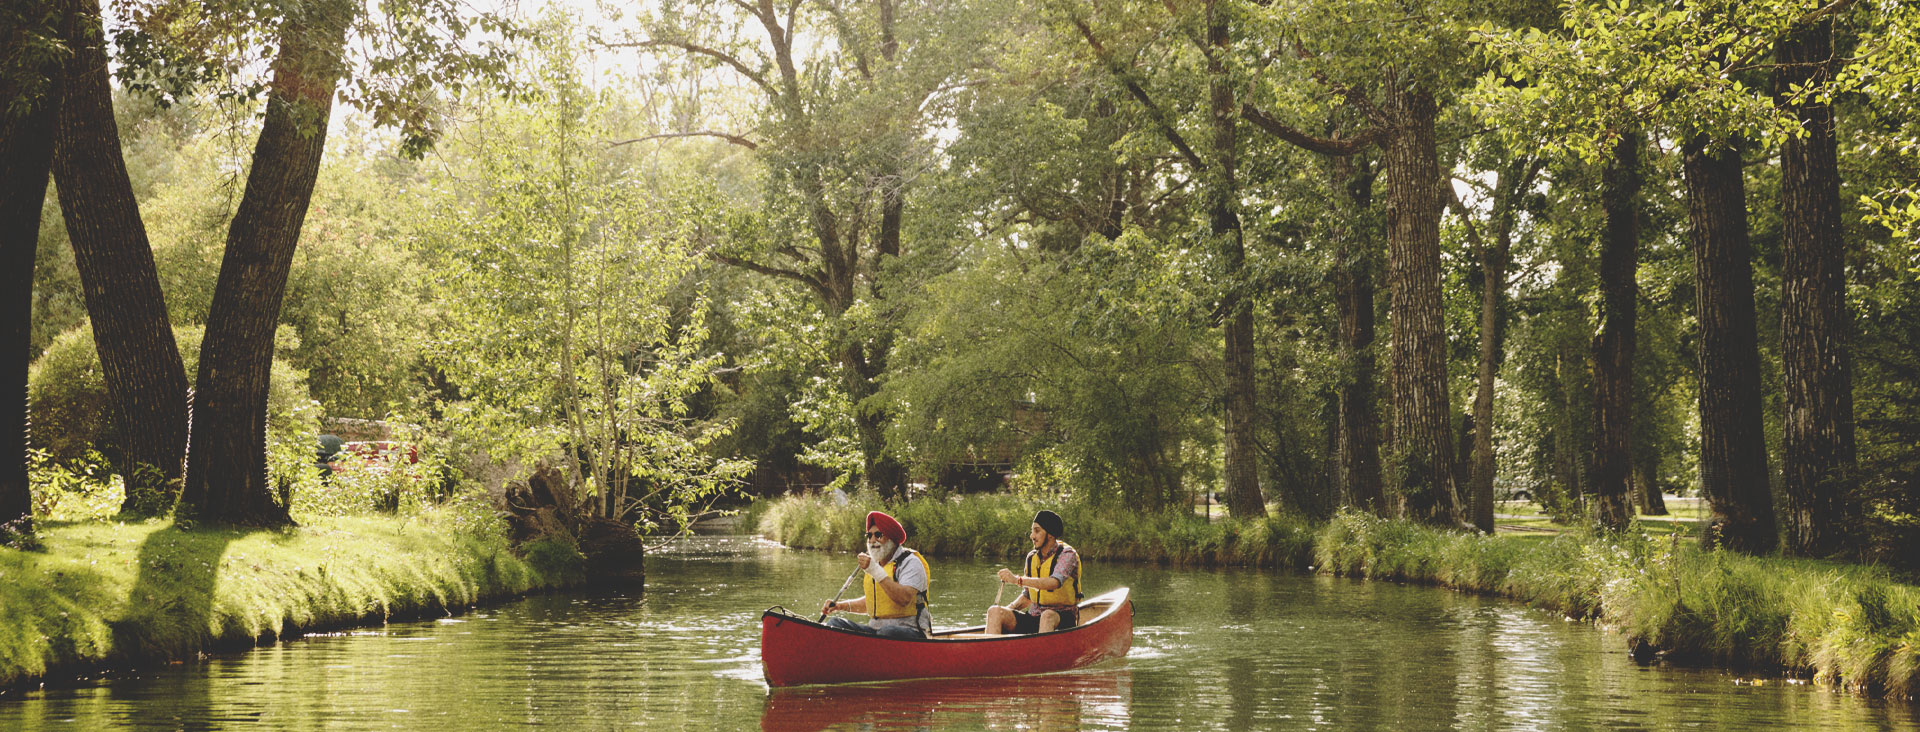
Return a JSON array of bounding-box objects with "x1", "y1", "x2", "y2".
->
[
  {"x1": 763, "y1": 669, "x2": 1132, "y2": 732},
  {"x1": 0, "y1": 534, "x2": 1912, "y2": 731}
]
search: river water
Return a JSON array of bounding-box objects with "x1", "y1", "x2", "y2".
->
[{"x1": 1, "y1": 533, "x2": 1912, "y2": 730}]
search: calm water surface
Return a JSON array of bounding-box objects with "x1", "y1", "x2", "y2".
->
[{"x1": 1, "y1": 533, "x2": 1913, "y2": 730}]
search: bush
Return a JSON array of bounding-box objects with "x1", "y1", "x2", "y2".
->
[
  {"x1": 521, "y1": 535, "x2": 587, "y2": 585},
  {"x1": 25, "y1": 449, "x2": 124, "y2": 521},
  {"x1": 28, "y1": 322, "x2": 320, "y2": 487}
]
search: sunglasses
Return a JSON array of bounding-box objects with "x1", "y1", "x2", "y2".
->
[{"x1": 864, "y1": 531, "x2": 887, "y2": 539}]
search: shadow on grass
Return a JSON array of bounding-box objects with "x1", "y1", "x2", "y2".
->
[{"x1": 112, "y1": 523, "x2": 248, "y2": 663}]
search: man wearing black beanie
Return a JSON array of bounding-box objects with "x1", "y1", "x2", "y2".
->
[{"x1": 985, "y1": 510, "x2": 1084, "y2": 634}]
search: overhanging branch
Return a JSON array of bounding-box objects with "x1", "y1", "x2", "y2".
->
[
  {"x1": 1240, "y1": 103, "x2": 1382, "y2": 155},
  {"x1": 606, "y1": 131, "x2": 760, "y2": 150},
  {"x1": 610, "y1": 38, "x2": 779, "y2": 98}
]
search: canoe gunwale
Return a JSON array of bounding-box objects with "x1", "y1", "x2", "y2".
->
[{"x1": 761, "y1": 587, "x2": 1131, "y2": 644}]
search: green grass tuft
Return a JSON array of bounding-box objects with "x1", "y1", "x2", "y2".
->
[
  {"x1": 757, "y1": 492, "x2": 1315, "y2": 568},
  {"x1": 0, "y1": 507, "x2": 574, "y2": 687}
]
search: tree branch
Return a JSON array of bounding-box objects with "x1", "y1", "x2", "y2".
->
[
  {"x1": 611, "y1": 38, "x2": 779, "y2": 98},
  {"x1": 1285, "y1": 33, "x2": 1386, "y2": 124},
  {"x1": 817, "y1": 0, "x2": 873, "y2": 80},
  {"x1": 606, "y1": 131, "x2": 760, "y2": 150},
  {"x1": 710, "y1": 252, "x2": 825, "y2": 293},
  {"x1": 1240, "y1": 103, "x2": 1382, "y2": 155},
  {"x1": 1069, "y1": 14, "x2": 1207, "y2": 171}
]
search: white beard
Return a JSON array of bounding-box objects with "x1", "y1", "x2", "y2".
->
[{"x1": 867, "y1": 539, "x2": 898, "y2": 564}]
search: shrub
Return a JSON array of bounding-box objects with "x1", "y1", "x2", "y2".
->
[{"x1": 28, "y1": 322, "x2": 320, "y2": 500}]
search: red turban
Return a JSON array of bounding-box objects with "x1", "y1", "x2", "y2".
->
[{"x1": 866, "y1": 511, "x2": 905, "y2": 544}]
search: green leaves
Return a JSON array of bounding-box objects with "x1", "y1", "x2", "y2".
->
[
  {"x1": 1468, "y1": 0, "x2": 1855, "y2": 163},
  {"x1": 411, "y1": 24, "x2": 745, "y2": 534}
]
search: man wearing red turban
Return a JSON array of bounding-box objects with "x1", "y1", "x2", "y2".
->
[{"x1": 820, "y1": 511, "x2": 932, "y2": 639}]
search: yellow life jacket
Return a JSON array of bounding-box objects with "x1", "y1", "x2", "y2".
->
[
  {"x1": 863, "y1": 548, "x2": 931, "y2": 619},
  {"x1": 1024, "y1": 541, "x2": 1083, "y2": 609}
]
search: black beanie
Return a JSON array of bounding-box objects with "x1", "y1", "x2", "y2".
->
[{"x1": 1033, "y1": 510, "x2": 1064, "y2": 539}]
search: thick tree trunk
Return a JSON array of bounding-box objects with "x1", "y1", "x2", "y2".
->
[
  {"x1": 1591, "y1": 133, "x2": 1643, "y2": 531},
  {"x1": 180, "y1": 2, "x2": 353, "y2": 526},
  {"x1": 1382, "y1": 84, "x2": 1458, "y2": 526},
  {"x1": 1, "y1": 3, "x2": 62, "y2": 538},
  {"x1": 1331, "y1": 155, "x2": 1385, "y2": 514},
  {"x1": 1683, "y1": 136, "x2": 1777, "y2": 553},
  {"x1": 51, "y1": 0, "x2": 190, "y2": 514},
  {"x1": 1776, "y1": 19, "x2": 1856, "y2": 558},
  {"x1": 1211, "y1": 0, "x2": 1262, "y2": 519}
]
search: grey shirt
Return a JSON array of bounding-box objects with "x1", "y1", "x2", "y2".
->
[{"x1": 869, "y1": 549, "x2": 932, "y2": 635}]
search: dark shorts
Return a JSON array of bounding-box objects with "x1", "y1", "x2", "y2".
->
[{"x1": 1010, "y1": 608, "x2": 1078, "y2": 634}]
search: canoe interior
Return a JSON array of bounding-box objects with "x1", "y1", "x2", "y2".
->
[{"x1": 929, "y1": 597, "x2": 1122, "y2": 640}]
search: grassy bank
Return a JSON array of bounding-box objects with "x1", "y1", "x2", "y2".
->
[
  {"x1": 0, "y1": 507, "x2": 581, "y2": 688},
  {"x1": 752, "y1": 491, "x2": 1316, "y2": 567},
  {"x1": 753, "y1": 494, "x2": 1920, "y2": 697}
]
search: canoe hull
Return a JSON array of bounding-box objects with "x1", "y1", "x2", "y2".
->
[{"x1": 761, "y1": 587, "x2": 1133, "y2": 687}]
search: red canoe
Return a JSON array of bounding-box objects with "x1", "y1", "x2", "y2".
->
[{"x1": 760, "y1": 587, "x2": 1134, "y2": 687}]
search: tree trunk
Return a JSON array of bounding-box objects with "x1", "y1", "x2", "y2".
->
[
  {"x1": 1331, "y1": 155, "x2": 1385, "y2": 514},
  {"x1": 180, "y1": 2, "x2": 353, "y2": 526},
  {"x1": 1776, "y1": 19, "x2": 1856, "y2": 558},
  {"x1": 1468, "y1": 259, "x2": 1501, "y2": 532},
  {"x1": 1683, "y1": 136, "x2": 1777, "y2": 553},
  {"x1": 51, "y1": 0, "x2": 190, "y2": 514},
  {"x1": 1, "y1": 2, "x2": 62, "y2": 538},
  {"x1": 1211, "y1": 0, "x2": 1262, "y2": 519},
  {"x1": 1591, "y1": 133, "x2": 1643, "y2": 531},
  {"x1": 1631, "y1": 445, "x2": 1667, "y2": 515},
  {"x1": 1382, "y1": 83, "x2": 1458, "y2": 526},
  {"x1": 844, "y1": 339, "x2": 906, "y2": 500},
  {"x1": 860, "y1": 151, "x2": 908, "y2": 500}
]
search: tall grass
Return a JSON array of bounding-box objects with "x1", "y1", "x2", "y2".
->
[
  {"x1": 1315, "y1": 510, "x2": 1920, "y2": 697},
  {"x1": 0, "y1": 505, "x2": 578, "y2": 688},
  {"x1": 757, "y1": 492, "x2": 1316, "y2": 568},
  {"x1": 755, "y1": 495, "x2": 1920, "y2": 697}
]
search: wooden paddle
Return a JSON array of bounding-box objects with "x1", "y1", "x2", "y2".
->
[{"x1": 818, "y1": 565, "x2": 863, "y2": 623}]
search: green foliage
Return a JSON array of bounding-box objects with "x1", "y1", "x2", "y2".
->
[
  {"x1": 415, "y1": 20, "x2": 748, "y2": 535},
  {"x1": 520, "y1": 536, "x2": 587, "y2": 586},
  {"x1": 884, "y1": 232, "x2": 1215, "y2": 509},
  {"x1": 1468, "y1": 0, "x2": 1826, "y2": 161},
  {"x1": 110, "y1": 0, "x2": 519, "y2": 153},
  {"x1": 24, "y1": 450, "x2": 125, "y2": 522},
  {"x1": 754, "y1": 493, "x2": 1316, "y2": 568},
  {"x1": 27, "y1": 322, "x2": 319, "y2": 505}
]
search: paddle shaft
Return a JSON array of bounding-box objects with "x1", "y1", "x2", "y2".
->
[{"x1": 818, "y1": 565, "x2": 863, "y2": 623}]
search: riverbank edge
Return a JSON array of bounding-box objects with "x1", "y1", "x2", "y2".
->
[
  {"x1": 0, "y1": 510, "x2": 584, "y2": 691},
  {"x1": 750, "y1": 493, "x2": 1919, "y2": 699}
]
